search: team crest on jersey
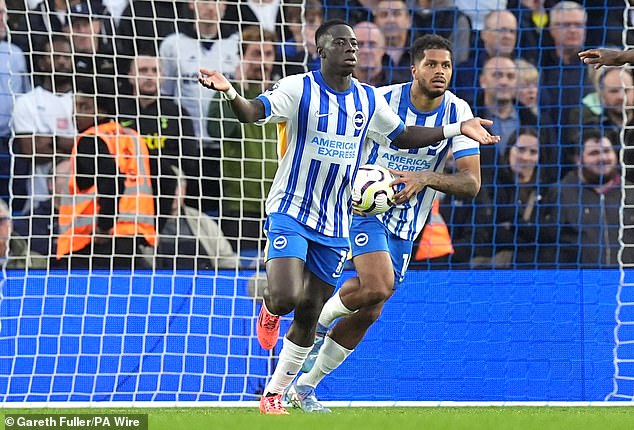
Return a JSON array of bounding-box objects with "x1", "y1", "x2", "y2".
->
[
  {"x1": 273, "y1": 236, "x2": 287, "y2": 250},
  {"x1": 353, "y1": 111, "x2": 366, "y2": 131},
  {"x1": 263, "y1": 81, "x2": 280, "y2": 96},
  {"x1": 354, "y1": 233, "x2": 369, "y2": 247}
]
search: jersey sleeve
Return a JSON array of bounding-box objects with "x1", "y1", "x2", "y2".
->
[
  {"x1": 255, "y1": 75, "x2": 303, "y2": 125},
  {"x1": 365, "y1": 88, "x2": 405, "y2": 146},
  {"x1": 451, "y1": 99, "x2": 480, "y2": 160}
]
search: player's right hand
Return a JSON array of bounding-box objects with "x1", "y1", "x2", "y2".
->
[{"x1": 199, "y1": 69, "x2": 231, "y2": 91}]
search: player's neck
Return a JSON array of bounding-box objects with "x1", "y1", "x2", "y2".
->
[
  {"x1": 320, "y1": 70, "x2": 352, "y2": 92},
  {"x1": 410, "y1": 86, "x2": 443, "y2": 113}
]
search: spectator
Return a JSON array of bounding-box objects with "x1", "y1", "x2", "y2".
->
[
  {"x1": 320, "y1": 0, "x2": 374, "y2": 26},
  {"x1": 515, "y1": 57, "x2": 557, "y2": 181},
  {"x1": 12, "y1": 34, "x2": 75, "y2": 215},
  {"x1": 56, "y1": 77, "x2": 156, "y2": 270},
  {"x1": 207, "y1": 26, "x2": 278, "y2": 254},
  {"x1": 13, "y1": 158, "x2": 71, "y2": 257},
  {"x1": 545, "y1": 0, "x2": 623, "y2": 48},
  {"x1": 66, "y1": 1, "x2": 117, "y2": 94},
  {"x1": 155, "y1": 167, "x2": 239, "y2": 270},
  {"x1": 0, "y1": 198, "x2": 48, "y2": 269},
  {"x1": 279, "y1": 0, "x2": 322, "y2": 75},
  {"x1": 540, "y1": 1, "x2": 592, "y2": 163},
  {"x1": 100, "y1": 0, "x2": 128, "y2": 25},
  {"x1": 117, "y1": 52, "x2": 200, "y2": 233},
  {"x1": 540, "y1": 129, "x2": 634, "y2": 267},
  {"x1": 515, "y1": 57, "x2": 540, "y2": 117},
  {"x1": 224, "y1": 0, "x2": 284, "y2": 35},
  {"x1": 412, "y1": 0, "x2": 473, "y2": 64},
  {"x1": 9, "y1": 0, "x2": 75, "y2": 52},
  {"x1": 0, "y1": 0, "x2": 30, "y2": 203},
  {"x1": 491, "y1": 128, "x2": 548, "y2": 267},
  {"x1": 567, "y1": 67, "x2": 634, "y2": 145},
  {"x1": 455, "y1": 9, "x2": 518, "y2": 105},
  {"x1": 116, "y1": 1, "x2": 180, "y2": 59},
  {"x1": 412, "y1": 148, "x2": 494, "y2": 269},
  {"x1": 352, "y1": 21, "x2": 394, "y2": 86},
  {"x1": 159, "y1": 0, "x2": 240, "y2": 140},
  {"x1": 454, "y1": 0, "x2": 507, "y2": 31},
  {"x1": 474, "y1": 56, "x2": 538, "y2": 190},
  {"x1": 160, "y1": 0, "x2": 242, "y2": 215},
  {"x1": 372, "y1": 0, "x2": 416, "y2": 84},
  {"x1": 507, "y1": 0, "x2": 549, "y2": 65}
]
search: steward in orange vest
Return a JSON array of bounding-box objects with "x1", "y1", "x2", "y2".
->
[
  {"x1": 414, "y1": 198, "x2": 454, "y2": 261},
  {"x1": 57, "y1": 121, "x2": 156, "y2": 261}
]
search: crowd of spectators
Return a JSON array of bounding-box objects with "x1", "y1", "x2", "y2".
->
[{"x1": 0, "y1": 0, "x2": 632, "y2": 270}]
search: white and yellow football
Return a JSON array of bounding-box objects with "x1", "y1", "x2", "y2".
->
[{"x1": 352, "y1": 164, "x2": 396, "y2": 215}]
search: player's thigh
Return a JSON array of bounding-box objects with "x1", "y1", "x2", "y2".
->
[
  {"x1": 350, "y1": 215, "x2": 394, "y2": 288},
  {"x1": 264, "y1": 217, "x2": 309, "y2": 297},
  {"x1": 387, "y1": 237, "x2": 414, "y2": 287},
  {"x1": 305, "y1": 240, "x2": 349, "y2": 289}
]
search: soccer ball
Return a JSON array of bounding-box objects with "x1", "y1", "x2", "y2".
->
[{"x1": 352, "y1": 164, "x2": 396, "y2": 215}]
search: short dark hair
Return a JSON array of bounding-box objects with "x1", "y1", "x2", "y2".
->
[
  {"x1": 572, "y1": 128, "x2": 619, "y2": 159},
  {"x1": 315, "y1": 19, "x2": 352, "y2": 47},
  {"x1": 410, "y1": 34, "x2": 453, "y2": 65}
]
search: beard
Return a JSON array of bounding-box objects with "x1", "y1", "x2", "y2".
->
[
  {"x1": 581, "y1": 165, "x2": 620, "y2": 185},
  {"x1": 416, "y1": 79, "x2": 446, "y2": 100}
]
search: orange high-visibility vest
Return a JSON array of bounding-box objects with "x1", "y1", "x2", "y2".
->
[
  {"x1": 415, "y1": 199, "x2": 454, "y2": 260},
  {"x1": 56, "y1": 121, "x2": 156, "y2": 259}
]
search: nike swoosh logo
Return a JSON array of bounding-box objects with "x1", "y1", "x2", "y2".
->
[
  {"x1": 286, "y1": 371, "x2": 297, "y2": 376},
  {"x1": 314, "y1": 111, "x2": 334, "y2": 118},
  {"x1": 120, "y1": 120, "x2": 135, "y2": 127}
]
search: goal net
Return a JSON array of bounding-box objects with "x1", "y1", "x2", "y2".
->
[{"x1": 0, "y1": 0, "x2": 633, "y2": 404}]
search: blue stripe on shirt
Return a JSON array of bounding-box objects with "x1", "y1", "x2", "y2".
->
[
  {"x1": 256, "y1": 95, "x2": 271, "y2": 118},
  {"x1": 366, "y1": 142, "x2": 380, "y2": 164},
  {"x1": 336, "y1": 94, "x2": 348, "y2": 135},
  {"x1": 333, "y1": 164, "x2": 352, "y2": 237},
  {"x1": 351, "y1": 87, "x2": 363, "y2": 137},
  {"x1": 408, "y1": 187, "x2": 431, "y2": 242},
  {"x1": 299, "y1": 159, "x2": 322, "y2": 224},
  {"x1": 387, "y1": 122, "x2": 405, "y2": 141},
  {"x1": 454, "y1": 147, "x2": 480, "y2": 158},
  {"x1": 317, "y1": 87, "x2": 329, "y2": 132},
  {"x1": 315, "y1": 163, "x2": 340, "y2": 233},
  {"x1": 279, "y1": 75, "x2": 312, "y2": 213}
]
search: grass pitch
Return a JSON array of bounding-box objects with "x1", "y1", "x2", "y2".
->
[{"x1": 2, "y1": 407, "x2": 634, "y2": 430}]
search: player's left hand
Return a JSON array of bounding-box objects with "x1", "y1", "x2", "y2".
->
[
  {"x1": 389, "y1": 168, "x2": 428, "y2": 205},
  {"x1": 460, "y1": 118, "x2": 500, "y2": 145},
  {"x1": 578, "y1": 48, "x2": 624, "y2": 69}
]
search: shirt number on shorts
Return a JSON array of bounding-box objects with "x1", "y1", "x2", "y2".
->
[{"x1": 332, "y1": 250, "x2": 348, "y2": 278}]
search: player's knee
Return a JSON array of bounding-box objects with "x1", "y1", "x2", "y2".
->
[
  {"x1": 266, "y1": 289, "x2": 301, "y2": 315},
  {"x1": 364, "y1": 288, "x2": 393, "y2": 306},
  {"x1": 359, "y1": 273, "x2": 394, "y2": 306}
]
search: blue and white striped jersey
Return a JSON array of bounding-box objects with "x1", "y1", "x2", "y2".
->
[
  {"x1": 364, "y1": 82, "x2": 479, "y2": 242},
  {"x1": 256, "y1": 71, "x2": 405, "y2": 238}
]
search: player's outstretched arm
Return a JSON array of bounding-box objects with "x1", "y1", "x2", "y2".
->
[
  {"x1": 392, "y1": 117, "x2": 499, "y2": 149},
  {"x1": 578, "y1": 48, "x2": 634, "y2": 69},
  {"x1": 198, "y1": 68, "x2": 265, "y2": 123},
  {"x1": 390, "y1": 155, "x2": 481, "y2": 204}
]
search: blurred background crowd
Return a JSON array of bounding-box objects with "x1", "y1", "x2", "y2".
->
[{"x1": 0, "y1": 0, "x2": 632, "y2": 271}]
